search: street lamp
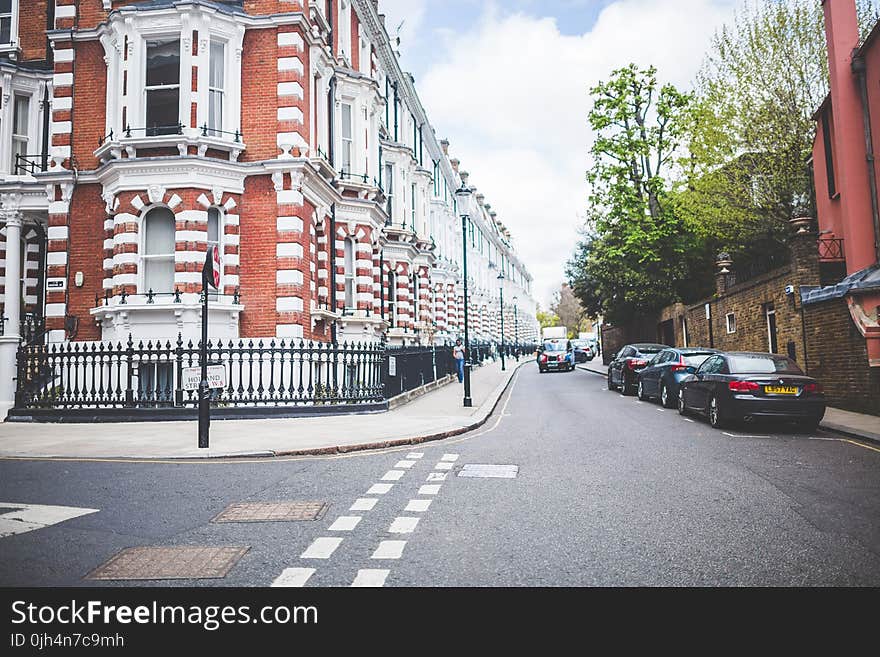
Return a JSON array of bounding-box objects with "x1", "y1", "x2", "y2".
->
[
  {"x1": 497, "y1": 271, "x2": 505, "y2": 371},
  {"x1": 512, "y1": 295, "x2": 519, "y2": 361},
  {"x1": 455, "y1": 184, "x2": 473, "y2": 407}
]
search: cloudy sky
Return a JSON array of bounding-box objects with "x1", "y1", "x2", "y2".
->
[{"x1": 379, "y1": 0, "x2": 739, "y2": 308}]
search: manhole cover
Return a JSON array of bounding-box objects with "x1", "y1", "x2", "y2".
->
[
  {"x1": 212, "y1": 501, "x2": 328, "y2": 523},
  {"x1": 86, "y1": 546, "x2": 249, "y2": 580},
  {"x1": 457, "y1": 464, "x2": 519, "y2": 479}
]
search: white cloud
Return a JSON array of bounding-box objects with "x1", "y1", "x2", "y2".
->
[
  {"x1": 391, "y1": 0, "x2": 737, "y2": 307},
  {"x1": 378, "y1": 0, "x2": 427, "y2": 52}
]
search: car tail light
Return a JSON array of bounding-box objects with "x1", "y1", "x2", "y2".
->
[
  {"x1": 539, "y1": 354, "x2": 548, "y2": 363},
  {"x1": 670, "y1": 364, "x2": 688, "y2": 372},
  {"x1": 729, "y1": 381, "x2": 759, "y2": 393},
  {"x1": 804, "y1": 383, "x2": 823, "y2": 394},
  {"x1": 628, "y1": 359, "x2": 647, "y2": 369}
]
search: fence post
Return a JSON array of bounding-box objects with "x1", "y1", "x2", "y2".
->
[
  {"x1": 174, "y1": 333, "x2": 183, "y2": 406},
  {"x1": 124, "y1": 333, "x2": 135, "y2": 407}
]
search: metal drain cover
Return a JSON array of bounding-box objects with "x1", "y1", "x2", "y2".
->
[
  {"x1": 86, "y1": 546, "x2": 249, "y2": 581},
  {"x1": 457, "y1": 464, "x2": 519, "y2": 479},
  {"x1": 212, "y1": 501, "x2": 328, "y2": 523}
]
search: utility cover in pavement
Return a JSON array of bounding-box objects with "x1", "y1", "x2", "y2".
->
[
  {"x1": 212, "y1": 501, "x2": 328, "y2": 523},
  {"x1": 86, "y1": 546, "x2": 249, "y2": 580},
  {"x1": 457, "y1": 464, "x2": 519, "y2": 479}
]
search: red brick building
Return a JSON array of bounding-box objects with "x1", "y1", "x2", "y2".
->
[{"x1": 0, "y1": 1, "x2": 539, "y2": 416}]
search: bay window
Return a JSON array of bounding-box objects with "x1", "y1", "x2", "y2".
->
[
  {"x1": 384, "y1": 162, "x2": 394, "y2": 219},
  {"x1": 208, "y1": 40, "x2": 225, "y2": 137},
  {"x1": 11, "y1": 94, "x2": 28, "y2": 172},
  {"x1": 145, "y1": 38, "x2": 181, "y2": 136},
  {"x1": 341, "y1": 102, "x2": 353, "y2": 174},
  {"x1": 0, "y1": 0, "x2": 15, "y2": 47},
  {"x1": 142, "y1": 207, "x2": 176, "y2": 293}
]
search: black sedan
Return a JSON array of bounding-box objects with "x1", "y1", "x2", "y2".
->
[
  {"x1": 637, "y1": 347, "x2": 718, "y2": 407},
  {"x1": 678, "y1": 352, "x2": 825, "y2": 430},
  {"x1": 607, "y1": 343, "x2": 667, "y2": 395}
]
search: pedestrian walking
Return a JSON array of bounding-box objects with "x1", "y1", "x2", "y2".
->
[{"x1": 453, "y1": 339, "x2": 465, "y2": 383}]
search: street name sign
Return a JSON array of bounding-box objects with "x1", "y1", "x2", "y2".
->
[{"x1": 182, "y1": 365, "x2": 227, "y2": 391}]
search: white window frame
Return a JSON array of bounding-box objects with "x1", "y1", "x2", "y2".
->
[
  {"x1": 1, "y1": 75, "x2": 44, "y2": 177},
  {"x1": 140, "y1": 206, "x2": 177, "y2": 295},
  {"x1": 207, "y1": 39, "x2": 226, "y2": 137},
  {"x1": 412, "y1": 273, "x2": 419, "y2": 323},
  {"x1": 10, "y1": 93, "x2": 29, "y2": 171},
  {"x1": 339, "y1": 0, "x2": 352, "y2": 63},
  {"x1": 726, "y1": 312, "x2": 736, "y2": 334},
  {"x1": 340, "y1": 101, "x2": 353, "y2": 174},
  {"x1": 343, "y1": 237, "x2": 355, "y2": 310},
  {"x1": 410, "y1": 182, "x2": 416, "y2": 230},
  {"x1": 384, "y1": 162, "x2": 394, "y2": 221},
  {"x1": 387, "y1": 271, "x2": 397, "y2": 327},
  {"x1": 143, "y1": 36, "x2": 182, "y2": 135},
  {"x1": 0, "y1": 0, "x2": 18, "y2": 51}
]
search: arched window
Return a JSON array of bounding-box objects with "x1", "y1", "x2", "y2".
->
[
  {"x1": 344, "y1": 237, "x2": 355, "y2": 310},
  {"x1": 142, "y1": 207, "x2": 176, "y2": 293},
  {"x1": 387, "y1": 271, "x2": 397, "y2": 327}
]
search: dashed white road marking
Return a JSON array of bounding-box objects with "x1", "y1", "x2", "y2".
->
[
  {"x1": 350, "y1": 498, "x2": 378, "y2": 511},
  {"x1": 328, "y1": 516, "x2": 362, "y2": 531},
  {"x1": 441, "y1": 454, "x2": 459, "y2": 462},
  {"x1": 271, "y1": 567, "x2": 315, "y2": 587},
  {"x1": 389, "y1": 517, "x2": 420, "y2": 534},
  {"x1": 366, "y1": 483, "x2": 393, "y2": 495},
  {"x1": 434, "y1": 462, "x2": 454, "y2": 471},
  {"x1": 418, "y1": 485, "x2": 441, "y2": 496},
  {"x1": 394, "y1": 460, "x2": 416, "y2": 469},
  {"x1": 426, "y1": 472, "x2": 447, "y2": 482},
  {"x1": 0, "y1": 502, "x2": 100, "y2": 538},
  {"x1": 406, "y1": 452, "x2": 424, "y2": 459},
  {"x1": 381, "y1": 470, "x2": 405, "y2": 481},
  {"x1": 405, "y1": 499, "x2": 432, "y2": 512},
  {"x1": 351, "y1": 569, "x2": 390, "y2": 587},
  {"x1": 372, "y1": 540, "x2": 406, "y2": 559},
  {"x1": 301, "y1": 537, "x2": 343, "y2": 559}
]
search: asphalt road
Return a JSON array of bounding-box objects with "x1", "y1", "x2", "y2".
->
[{"x1": 1, "y1": 365, "x2": 879, "y2": 586}]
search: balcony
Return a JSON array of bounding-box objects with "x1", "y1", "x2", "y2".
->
[
  {"x1": 13, "y1": 154, "x2": 49, "y2": 177},
  {"x1": 818, "y1": 236, "x2": 845, "y2": 262},
  {"x1": 94, "y1": 124, "x2": 246, "y2": 164}
]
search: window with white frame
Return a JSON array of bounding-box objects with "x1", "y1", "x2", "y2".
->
[
  {"x1": 0, "y1": 0, "x2": 16, "y2": 47},
  {"x1": 207, "y1": 40, "x2": 225, "y2": 137},
  {"x1": 410, "y1": 183, "x2": 416, "y2": 230},
  {"x1": 726, "y1": 312, "x2": 736, "y2": 334},
  {"x1": 387, "y1": 271, "x2": 397, "y2": 327},
  {"x1": 339, "y1": 0, "x2": 351, "y2": 62},
  {"x1": 340, "y1": 102, "x2": 353, "y2": 174},
  {"x1": 145, "y1": 38, "x2": 181, "y2": 136},
  {"x1": 142, "y1": 207, "x2": 176, "y2": 294},
  {"x1": 344, "y1": 237, "x2": 355, "y2": 309},
  {"x1": 11, "y1": 93, "x2": 29, "y2": 171},
  {"x1": 384, "y1": 162, "x2": 394, "y2": 219},
  {"x1": 411, "y1": 273, "x2": 419, "y2": 323}
]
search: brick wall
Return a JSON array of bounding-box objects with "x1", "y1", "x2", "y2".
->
[
  {"x1": 70, "y1": 40, "x2": 107, "y2": 170},
  {"x1": 66, "y1": 184, "x2": 105, "y2": 341},
  {"x1": 238, "y1": 175, "x2": 277, "y2": 338},
  {"x1": 18, "y1": 0, "x2": 49, "y2": 62},
  {"x1": 240, "y1": 27, "x2": 279, "y2": 162},
  {"x1": 803, "y1": 298, "x2": 880, "y2": 415}
]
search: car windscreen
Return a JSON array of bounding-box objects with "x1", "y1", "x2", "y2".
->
[
  {"x1": 543, "y1": 340, "x2": 567, "y2": 352},
  {"x1": 728, "y1": 355, "x2": 804, "y2": 374},
  {"x1": 682, "y1": 353, "x2": 715, "y2": 367},
  {"x1": 571, "y1": 341, "x2": 588, "y2": 347},
  {"x1": 636, "y1": 347, "x2": 663, "y2": 356}
]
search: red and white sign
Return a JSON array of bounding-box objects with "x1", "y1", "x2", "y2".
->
[{"x1": 204, "y1": 246, "x2": 221, "y2": 290}]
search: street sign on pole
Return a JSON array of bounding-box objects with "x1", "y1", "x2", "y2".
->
[
  {"x1": 182, "y1": 365, "x2": 226, "y2": 391},
  {"x1": 197, "y1": 247, "x2": 220, "y2": 449}
]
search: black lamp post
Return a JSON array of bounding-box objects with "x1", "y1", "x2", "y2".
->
[
  {"x1": 455, "y1": 184, "x2": 473, "y2": 407},
  {"x1": 497, "y1": 271, "x2": 505, "y2": 371},
  {"x1": 512, "y1": 295, "x2": 519, "y2": 360}
]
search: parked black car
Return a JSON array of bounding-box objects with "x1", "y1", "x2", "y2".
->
[
  {"x1": 571, "y1": 340, "x2": 594, "y2": 363},
  {"x1": 538, "y1": 339, "x2": 575, "y2": 373},
  {"x1": 607, "y1": 343, "x2": 667, "y2": 395},
  {"x1": 637, "y1": 347, "x2": 718, "y2": 407},
  {"x1": 678, "y1": 352, "x2": 826, "y2": 430}
]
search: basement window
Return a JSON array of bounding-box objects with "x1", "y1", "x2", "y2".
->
[{"x1": 726, "y1": 313, "x2": 736, "y2": 334}]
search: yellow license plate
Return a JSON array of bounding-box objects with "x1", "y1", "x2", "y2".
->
[{"x1": 765, "y1": 386, "x2": 798, "y2": 395}]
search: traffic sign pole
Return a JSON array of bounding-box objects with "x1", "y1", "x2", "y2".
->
[{"x1": 198, "y1": 246, "x2": 218, "y2": 449}]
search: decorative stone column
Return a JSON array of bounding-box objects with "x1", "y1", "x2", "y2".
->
[
  {"x1": 0, "y1": 205, "x2": 23, "y2": 418},
  {"x1": 715, "y1": 252, "x2": 733, "y2": 297}
]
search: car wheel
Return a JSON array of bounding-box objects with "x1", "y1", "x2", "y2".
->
[
  {"x1": 708, "y1": 395, "x2": 726, "y2": 429},
  {"x1": 621, "y1": 375, "x2": 635, "y2": 396},
  {"x1": 678, "y1": 392, "x2": 689, "y2": 416},
  {"x1": 660, "y1": 382, "x2": 675, "y2": 409},
  {"x1": 637, "y1": 379, "x2": 647, "y2": 401}
]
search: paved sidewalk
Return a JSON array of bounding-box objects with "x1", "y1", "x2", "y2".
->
[
  {"x1": 577, "y1": 361, "x2": 880, "y2": 445},
  {"x1": 0, "y1": 357, "x2": 527, "y2": 460}
]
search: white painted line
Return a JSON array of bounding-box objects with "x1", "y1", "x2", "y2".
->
[
  {"x1": 372, "y1": 540, "x2": 406, "y2": 559},
  {"x1": 0, "y1": 502, "x2": 99, "y2": 538},
  {"x1": 394, "y1": 460, "x2": 416, "y2": 469},
  {"x1": 366, "y1": 484, "x2": 393, "y2": 495},
  {"x1": 300, "y1": 537, "x2": 343, "y2": 559},
  {"x1": 407, "y1": 452, "x2": 424, "y2": 459},
  {"x1": 441, "y1": 454, "x2": 459, "y2": 462},
  {"x1": 418, "y1": 485, "x2": 441, "y2": 496},
  {"x1": 656, "y1": 408, "x2": 665, "y2": 412},
  {"x1": 723, "y1": 432, "x2": 763, "y2": 438},
  {"x1": 684, "y1": 418, "x2": 695, "y2": 423},
  {"x1": 271, "y1": 567, "x2": 315, "y2": 587},
  {"x1": 405, "y1": 499, "x2": 432, "y2": 512},
  {"x1": 434, "y1": 462, "x2": 454, "y2": 471},
  {"x1": 389, "y1": 517, "x2": 420, "y2": 534},
  {"x1": 350, "y1": 498, "x2": 378, "y2": 511},
  {"x1": 328, "y1": 516, "x2": 361, "y2": 531},
  {"x1": 426, "y1": 472, "x2": 447, "y2": 482},
  {"x1": 381, "y1": 470, "x2": 405, "y2": 481},
  {"x1": 351, "y1": 569, "x2": 390, "y2": 587}
]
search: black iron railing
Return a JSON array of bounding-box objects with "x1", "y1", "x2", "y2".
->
[
  {"x1": 383, "y1": 345, "x2": 458, "y2": 398},
  {"x1": 818, "y1": 237, "x2": 845, "y2": 262},
  {"x1": 14, "y1": 153, "x2": 49, "y2": 176},
  {"x1": 93, "y1": 289, "x2": 241, "y2": 306},
  {"x1": 200, "y1": 124, "x2": 242, "y2": 142},
  {"x1": 124, "y1": 123, "x2": 184, "y2": 138}
]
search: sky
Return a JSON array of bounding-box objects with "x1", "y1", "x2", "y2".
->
[{"x1": 378, "y1": 0, "x2": 739, "y2": 308}]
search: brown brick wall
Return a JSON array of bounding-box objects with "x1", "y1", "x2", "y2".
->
[
  {"x1": 66, "y1": 184, "x2": 105, "y2": 341},
  {"x1": 18, "y1": 0, "x2": 49, "y2": 62},
  {"x1": 239, "y1": 175, "x2": 278, "y2": 338},
  {"x1": 803, "y1": 298, "x2": 880, "y2": 415},
  {"x1": 70, "y1": 40, "x2": 107, "y2": 170},
  {"x1": 240, "y1": 27, "x2": 279, "y2": 163}
]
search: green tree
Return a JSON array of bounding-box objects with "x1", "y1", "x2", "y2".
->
[
  {"x1": 535, "y1": 307, "x2": 560, "y2": 331},
  {"x1": 567, "y1": 64, "x2": 700, "y2": 324}
]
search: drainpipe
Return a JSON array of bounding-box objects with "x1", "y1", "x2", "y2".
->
[
  {"x1": 330, "y1": 203, "x2": 337, "y2": 345},
  {"x1": 853, "y1": 52, "x2": 880, "y2": 263},
  {"x1": 40, "y1": 86, "x2": 50, "y2": 173}
]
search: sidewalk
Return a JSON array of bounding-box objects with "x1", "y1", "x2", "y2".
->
[
  {"x1": 577, "y1": 361, "x2": 880, "y2": 445},
  {"x1": 0, "y1": 357, "x2": 525, "y2": 460}
]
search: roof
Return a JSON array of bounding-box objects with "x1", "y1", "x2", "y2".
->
[{"x1": 800, "y1": 264, "x2": 880, "y2": 305}]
